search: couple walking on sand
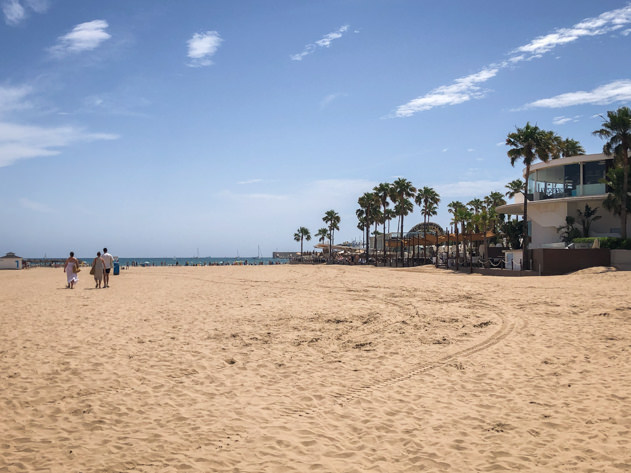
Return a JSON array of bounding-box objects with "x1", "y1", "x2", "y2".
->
[
  {"x1": 63, "y1": 248, "x2": 113, "y2": 289},
  {"x1": 91, "y1": 248, "x2": 114, "y2": 289}
]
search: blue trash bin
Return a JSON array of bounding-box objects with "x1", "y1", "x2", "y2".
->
[{"x1": 113, "y1": 261, "x2": 120, "y2": 275}]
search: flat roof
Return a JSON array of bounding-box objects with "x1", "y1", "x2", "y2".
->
[{"x1": 525, "y1": 153, "x2": 609, "y2": 176}]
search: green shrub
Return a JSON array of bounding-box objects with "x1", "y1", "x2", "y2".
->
[{"x1": 571, "y1": 237, "x2": 631, "y2": 249}]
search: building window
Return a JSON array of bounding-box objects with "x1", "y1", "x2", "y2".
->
[{"x1": 583, "y1": 160, "x2": 607, "y2": 195}]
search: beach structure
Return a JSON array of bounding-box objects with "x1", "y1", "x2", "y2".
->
[
  {"x1": 497, "y1": 153, "x2": 630, "y2": 273},
  {"x1": 497, "y1": 153, "x2": 624, "y2": 246},
  {"x1": 0, "y1": 252, "x2": 22, "y2": 270}
]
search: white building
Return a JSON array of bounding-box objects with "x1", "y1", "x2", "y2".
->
[
  {"x1": 497, "y1": 153, "x2": 629, "y2": 248},
  {"x1": 0, "y1": 252, "x2": 23, "y2": 270}
]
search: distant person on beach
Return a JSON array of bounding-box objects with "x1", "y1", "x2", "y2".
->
[
  {"x1": 102, "y1": 248, "x2": 114, "y2": 288},
  {"x1": 92, "y1": 251, "x2": 106, "y2": 289},
  {"x1": 63, "y1": 251, "x2": 79, "y2": 289}
]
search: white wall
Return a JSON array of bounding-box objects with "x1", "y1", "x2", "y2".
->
[{"x1": 0, "y1": 258, "x2": 22, "y2": 270}]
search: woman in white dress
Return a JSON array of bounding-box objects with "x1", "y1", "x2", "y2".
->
[{"x1": 64, "y1": 251, "x2": 79, "y2": 289}]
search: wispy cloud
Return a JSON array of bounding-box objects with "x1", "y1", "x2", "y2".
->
[
  {"x1": 0, "y1": 122, "x2": 118, "y2": 167},
  {"x1": 2, "y1": 0, "x2": 48, "y2": 25},
  {"x1": 320, "y1": 92, "x2": 347, "y2": 109},
  {"x1": 394, "y1": 68, "x2": 499, "y2": 117},
  {"x1": 187, "y1": 31, "x2": 222, "y2": 67},
  {"x1": 0, "y1": 85, "x2": 32, "y2": 114},
  {"x1": 290, "y1": 25, "x2": 350, "y2": 61},
  {"x1": 19, "y1": 197, "x2": 53, "y2": 213},
  {"x1": 552, "y1": 115, "x2": 582, "y2": 125},
  {"x1": 237, "y1": 178, "x2": 263, "y2": 185},
  {"x1": 525, "y1": 80, "x2": 631, "y2": 108},
  {"x1": 49, "y1": 20, "x2": 111, "y2": 57},
  {"x1": 513, "y1": 5, "x2": 631, "y2": 58},
  {"x1": 394, "y1": 4, "x2": 631, "y2": 117}
]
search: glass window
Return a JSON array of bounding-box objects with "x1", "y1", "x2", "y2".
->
[
  {"x1": 535, "y1": 165, "x2": 565, "y2": 199},
  {"x1": 583, "y1": 160, "x2": 606, "y2": 195},
  {"x1": 564, "y1": 164, "x2": 580, "y2": 197}
]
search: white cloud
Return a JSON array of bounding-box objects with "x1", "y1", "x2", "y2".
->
[
  {"x1": 394, "y1": 4, "x2": 631, "y2": 117},
  {"x1": 526, "y1": 80, "x2": 631, "y2": 108},
  {"x1": 2, "y1": 0, "x2": 24, "y2": 24},
  {"x1": 512, "y1": 4, "x2": 631, "y2": 58},
  {"x1": 0, "y1": 85, "x2": 32, "y2": 114},
  {"x1": 552, "y1": 116, "x2": 572, "y2": 125},
  {"x1": 0, "y1": 121, "x2": 118, "y2": 167},
  {"x1": 19, "y1": 197, "x2": 52, "y2": 213},
  {"x1": 2, "y1": 0, "x2": 47, "y2": 25},
  {"x1": 290, "y1": 25, "x2": 349, "y2": 61},
  {"x1": 467, "y1": 148, "x2": 475, "y2": 152},
  {"x1": 187, "y1": 31, "x2": 222, "y2": 67},
  {"x1": 394, "y1": 67, "x2": 498, "y2": 117},
  {"x1": 552, "y1": 115, "x2": 581, "y2": 125},
  {"x1": 237, "y1": 179, "x2": 263, "y2": 185},
  {"x1": 49, "y1": 20, "x2": 111, "y2": 57}
]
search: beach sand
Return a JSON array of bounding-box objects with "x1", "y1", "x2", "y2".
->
[{"x1": 1, "y1": 265, "x2": 630, "y2": 472}]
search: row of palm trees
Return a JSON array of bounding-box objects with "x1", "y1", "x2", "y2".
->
[
  {"x1": 294, "y1": 210, "x2": 340, "y2": 259},
  {"x1": 294, "y1": 106, "x2": 631, "y2": 268}
]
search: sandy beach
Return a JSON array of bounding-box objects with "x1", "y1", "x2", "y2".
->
[{"x1": 1, "y1": 265, "x2": 630, "y2": 472}]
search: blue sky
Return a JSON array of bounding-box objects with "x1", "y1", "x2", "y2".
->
[{"x1": 1, "y1": 1, "x2": 631, "y2": 258}]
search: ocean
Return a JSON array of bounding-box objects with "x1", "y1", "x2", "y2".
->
[{"x1": 114, "y1": 256, "x2": 289, "y2": 266}]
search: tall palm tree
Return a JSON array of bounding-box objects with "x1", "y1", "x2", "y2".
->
[
  {"x1": 391, "y1": 178, "x2": 417, "y2": 263},
  {"x1": 448, "y1": 201, "x2": 465, "y2": 270},
  {"x1": 323, "y1": 210, "x2": 340, "y2": 261},
  {"x1": 416, "y1": 186, "x2": 440, "y2": 263},
  {"x1": 357, "y1": 192, "x2": 379, "y2": 262},
  {"x1": 593, "y1": 106, "x2": 631, "y2": 239},
  {"x1": 373, "y1": 182, "x2": 392, "y2": 262},
  {"x1": 293, "y1": 227, "x2": 311, "y2": 257},
  {"x1": 506, "y1": 123, "x2": 561, "y2": 269}
]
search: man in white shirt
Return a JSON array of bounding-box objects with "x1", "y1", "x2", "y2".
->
[{"x1": 102, "y1": 247, "x2": 114, "y2": 288}]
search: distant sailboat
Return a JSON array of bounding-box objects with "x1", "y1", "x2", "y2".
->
[{"x1": 254, "y1": 245, "x2": 261, "y2": 259}]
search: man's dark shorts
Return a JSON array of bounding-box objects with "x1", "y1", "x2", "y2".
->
[{"x1": 106, "y1": 268, "x2": 111, "y2": 274}]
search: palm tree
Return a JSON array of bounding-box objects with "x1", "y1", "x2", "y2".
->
[
  {"x1": 448, "y1": 201, "x2": 465, "y2": 270},
  {"x1": 601, "y1": 166, "x2": 631, "y2": 228},
  {"x1": 559, "y1": 138, "x2": 585, "y2": 158},
  {"x1": 593, "y1": 106, "x2": 631, "y2": 239},
  {"x1": 485, "y1": 191, "x2": 507, "y2": 209},
  {"x1": 506, "y1": 123, "x2": 561, "y2": 269},
  {"x1": 576, "y1": 204, "x2": 601, "y2": 238},
  {"x1": 373, "y1": 182, "x2": 392, "y2": 263},
  {"x1": 323, "y1": 210, "x2": 340, "y2": 261},
  {"x1": 391, "y1": 178, "x2": 417, "y2": 264},
  {"x1": 504, "y1": 179, "x2": 524, "y2": 222},
  {"x1": 505, "y1": 179, "x2": 525, "y2": 201},
  {"x1": 467, "y1": 198, "x2": 483, "y2": 214},
  {"x1": 316, "y1": 227, "x2": 329, "y2": 244},
  {"x1": 357, "y1": 192, "x2": 379, "y2": 262},
  {"x1": 415, "y1": 186, "x2": 440, "y2": 263},
  {"x1": 293, "y1": 227, "x2": 311, "y2": 257}
]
